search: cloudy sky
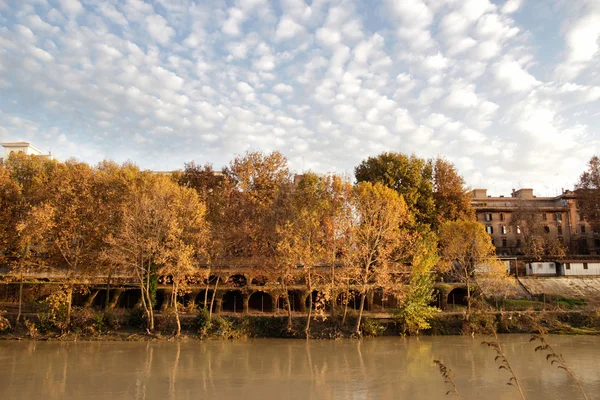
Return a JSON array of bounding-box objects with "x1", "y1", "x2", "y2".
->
[{"x1": 0, "y1": 0, "x2": 599, "y2": 196}]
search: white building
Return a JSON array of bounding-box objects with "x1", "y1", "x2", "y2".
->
[
  {"x1": 526, "y1": 262, "x2": 557, "y2": 276},
  {"x1": 561, "y1": 261, "x2": 600, "y2": 276},
  {"x1": 1, "y1": 142, "x2": 53, "y2": 160}
]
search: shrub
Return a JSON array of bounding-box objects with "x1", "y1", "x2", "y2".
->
[
  {"x1": 0, "y1": 310, "x2": 11, "y2": 333},
  {"x1": 361, "y1": 318, "x2": 386, "y2": 337},
  {"x1": 155, "y1": 309, "x2": 178, "y2": 334},
  {"x1": 24, "y1": 318, "x2": 38, "y2": 338},
  {"x1": 127, "y1": 306, "x2": 146, "y2": 329}
]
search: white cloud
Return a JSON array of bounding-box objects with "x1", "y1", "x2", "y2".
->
[
  {"x1": 145, "y1": 14, "x2": 175, "y2": 45},
  {"x1": 59, "y1": 0, "x2": 83, "y2": 16},
  {"x1": 273, "y1": 83, "x2": 293, "y2": 95},
  {"x1": 493, "y1": 57, "x2": 539, "y2": 92},
  {"x1": 556, "y1": 10, "x2": 600, "y2": 79},
  {"x1": 502, "y1": 0, "x2": 522, "y2": 14},
  {"x1": 275, "y1": 16, "x2": 305, "y2": 41},
  {"x1": 444, "y1": 84, "x2": 480, "y2": 108},
  {"x1": 97, "y1": 3, "x2": 128, "y2": 26}
]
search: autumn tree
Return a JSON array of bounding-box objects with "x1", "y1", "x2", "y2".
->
[
  {"x1": 575, "y1": 155, "x2": 600, "y2": 230},
  {"x1": 439, "y1": 220, "x2": 509, "y2": 319},
  {"x1": 222, "y1": 151, "x2": 291, "y2": 259},
  {"x1": 45, "y1": 160, "x2": 101, "y2": 329},
  {"x1": 348, "y1": 182, "x2": 415, "y2": 335},
  {"x1": 2, "y1": 153, "x2": 57, "y2": 323},
  {"x1": 177, "y1": 162, "x2": 229, "y2": 313},
  {"x1": 355, "y1": 153, "x2": 435, "y2": 227},
  {"x1": 510, "y1": 203, "x2": 566, "y2": 259},
  {"x1": 277, "y1": 173, "x2": 333, "y2": 336},
  {"x1": 14, "y1": 204, "x2": 54, "y2": 322},
  {"x1": 105, "y1": 173, "x2": 177, "y2": 331},
  {"x1": 432, "y1": 157, "x2": 474, "y2": 227},
  {"x1": 0, "y1": 166, "x2": 20, "y2": 266},
  {"x1": 320, "y1": 174, "x2": 354, "y2": 319},
  {"x1": 92, "y1": 161, "x2": 141, "y2": 307},
  {"x1": 156, "y1": 184, "x2": 210, "y2": 336}
]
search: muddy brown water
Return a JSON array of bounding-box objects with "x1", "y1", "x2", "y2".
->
[{"x1": 0, "y1": 335, "x2": 599, "y2": 399}]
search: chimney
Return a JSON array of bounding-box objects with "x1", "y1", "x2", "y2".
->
[
  {"x1": 471, "y1": 189, "x2": 487, "y2": 199},
  {"x1": 512, "y1": 188, "x2": 534, "y2": 199}
]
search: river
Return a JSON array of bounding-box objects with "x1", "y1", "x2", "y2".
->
[{"x1": 0, "y1": 335, "x2": 598, "y2": 399}]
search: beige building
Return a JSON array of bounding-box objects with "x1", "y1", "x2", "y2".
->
[
  {"x1": 471, "y1": 188, "x2": 599, "y2": 256},
  {"x1": 1, "y1": 142, "x2": 53, "y2": 161}
]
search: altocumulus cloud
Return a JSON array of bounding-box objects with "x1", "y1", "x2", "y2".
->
[{"x1": 0, "y1": 0, "x2": 599, "y2": 195}]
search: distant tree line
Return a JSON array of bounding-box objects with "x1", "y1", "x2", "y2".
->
[{"x1": 6, "y1": 151, "x2": 595, "y2": 336}]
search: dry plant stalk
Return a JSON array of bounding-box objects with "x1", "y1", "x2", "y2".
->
[
  {"x1": 482, "y1": 331, "x2": 527, "y2": 400},
  {"x1": 530, "y1": 334, "x2": 589, "y2": 400},
  {"x1": 433, "y1": 360, "x2": 461, "y2": 399}
]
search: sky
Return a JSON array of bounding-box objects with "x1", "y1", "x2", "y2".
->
[{"x1": 0, "y1": 0, "x2": 599, "y2": 197}]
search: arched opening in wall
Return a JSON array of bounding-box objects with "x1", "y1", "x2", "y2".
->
[
  {"x1": 195, "y1": 290, "x2": 217, "y2": 313},
  {"x1": 251, "y1": 275, "x2": 268, "y2": 286},
  {"x1": 371, "y1": 289, "x2": 398, "y2": 311},
  {"x1": 306, "y1": 290, "x2": 331, "y2": 312},
  {"x1": 204, "y1": 275, "x2": 220, "y2": 285},
  {"x1": 227, "y1": 274, "x2": 247, "y2": 287},
  {"x1": 277, "y1": 291, "x2": 302, "y2": 312},
  {"x1": 178, "y1": 293, "x2": 192, "y2": 308},
  {"x1": 153, "y1": 289, "x2": 166, "y2": 310},
  {"x1": 447, "y1": 288, "x2": 468, "y2": 309},
  {"x1": 117, "y1": 290, "x2": 142, "y2": 309},
  {"x1": 92, "y1": 290, "x2": 109, "y2": 309},
  {"x1": 248, "y1": 292, "x2": 273, "y2": 312},
  {"x1": 71, "y1": 291, "x2": 86, "y2": 307},
  {"x1": 221, "y1": 290, "x2": 244, "y2": 313},
  {"x1": 336, "y1": 290, "x2": 364, "y2": 310}
]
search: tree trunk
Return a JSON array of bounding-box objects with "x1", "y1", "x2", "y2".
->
[
  {"x1": 105, "y1": 272, "x2": 112, "y2": 309},
  {"x1": 305, "y1": 272, "x2": 312, "y2": 339},
  {"x1": 330, "y1": 263, "x2": 335, "y2": 319},
  {"x1": 65, "y1": 284, "x2": 73, "y2": 330},
  {"x1": 173, "y1": 281, "x2": 181, "y2": 337},
  {"x1": 354, "y1": 286, "x2": 367, "y2": 336},
  {"x1": 144, "y1": 261, "x2": 154, "y2": 331},
  {"x1": 209, "y1": 277, "x2": 219, "y2": 320},
  {"x1": 16, "y1": 269, "x2": 23, "y2": 324},
  {"x1": 284, "y1": 283, "x2": 293, "y2": 332},
  {"x1": 466, "y1": 282, "x2": 471, "y2": 321},
  {"x1": 342, "y1": 283, "x2": 349, "y2": 326}
]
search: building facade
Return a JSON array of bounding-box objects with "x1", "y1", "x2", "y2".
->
[
  {"x1": 471, "y1": 188, "x2": 600, "y2": 256},
  {"x1": 1, "y1": 142, "x2": 53, "y2": 161}
]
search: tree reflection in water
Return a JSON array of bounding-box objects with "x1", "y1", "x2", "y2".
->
[{"x1": 0, "y1": 336, "x2": 599, "y2": 400}]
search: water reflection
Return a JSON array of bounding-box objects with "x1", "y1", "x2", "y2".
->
[{"x1": 0, "y1": 335, "x2": 599, "y2": 400}]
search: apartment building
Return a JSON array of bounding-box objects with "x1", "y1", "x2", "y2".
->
[{"x1": 471, "y1": 188, "x2": 599, "y2": 256}]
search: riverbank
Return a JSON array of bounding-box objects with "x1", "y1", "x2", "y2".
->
[{"x1": 2, "y1": 308, "x2": 600, "y2": 341}]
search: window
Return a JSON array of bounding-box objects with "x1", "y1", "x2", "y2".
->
[
  {"x1": 501, "y1": 225, "x2": 507, "y2": 234},
  {"x1": 491, "y1": 239, "x2": 495, "y2": 246},
  {"x1": 555, "y1": 213, "x2": 562, "y2": 222},
  {"x1": 566, "y1": 263, "x2": 571, "y2": 270},
  {"x1": 516, "y1": 239, "x2": 521, "y2": 247},
  {"x1": 581, "y1": 225, "x2": 586, "y2": 234},
  {"x1": 486, "y1": 226, "x2": 494, "y2": 234},
  {"x1": 580, "y1": 213, "x2": 584, "y2": 221},
  {"x1": 516, "y1": 226, "x2": 521, "y2": 234},
  {"x1": 544, "y1": 225, "x2": 550, "y2": 233},
  {"x1": 500, "y1": 213, "x2": 505, "y2": 221},
  {"x1": 595, "y1": 239, "x2": 600, "y2": 247},
  {"x1": 557, "y1": 225, "x2": 562, "y2": 234},
  {"x1": 502, "y1": 238, "x2": 507, "y2": 247},
  {"x1": 583, "y1": 263, "x2": 588, "y2": 270},
  {"x1": 485, "y1": 213, "x2": 492, "y2": 221},
  {"x1": 542, "y1": 213, "x2": 547, "y2": 221}
]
